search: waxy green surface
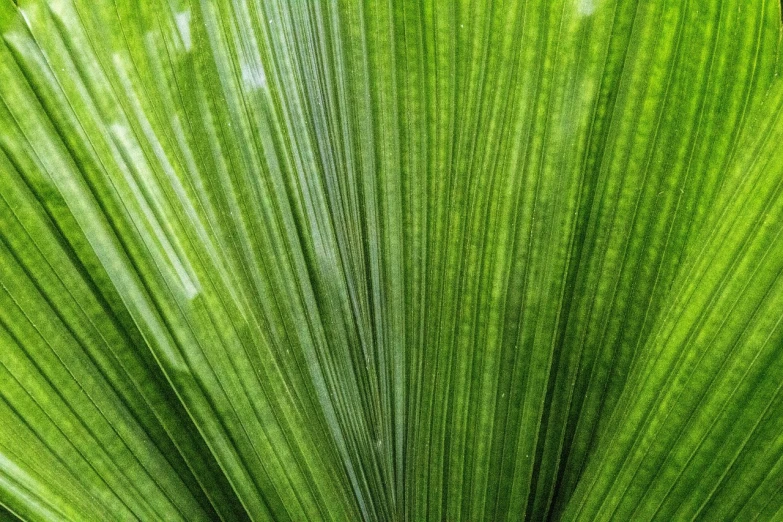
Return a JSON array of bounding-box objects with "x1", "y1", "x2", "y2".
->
[{"x1": 1, "y1": 0, "x2": 783, "y2": 520}]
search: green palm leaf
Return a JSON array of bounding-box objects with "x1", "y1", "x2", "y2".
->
[{"x1": 1, "y1": 0, "x2": 783, "y2": 520}]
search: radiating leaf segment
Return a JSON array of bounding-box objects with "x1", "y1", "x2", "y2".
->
[{"x1": 1, "y1": 0, "x2": 783, "y2": 520}]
